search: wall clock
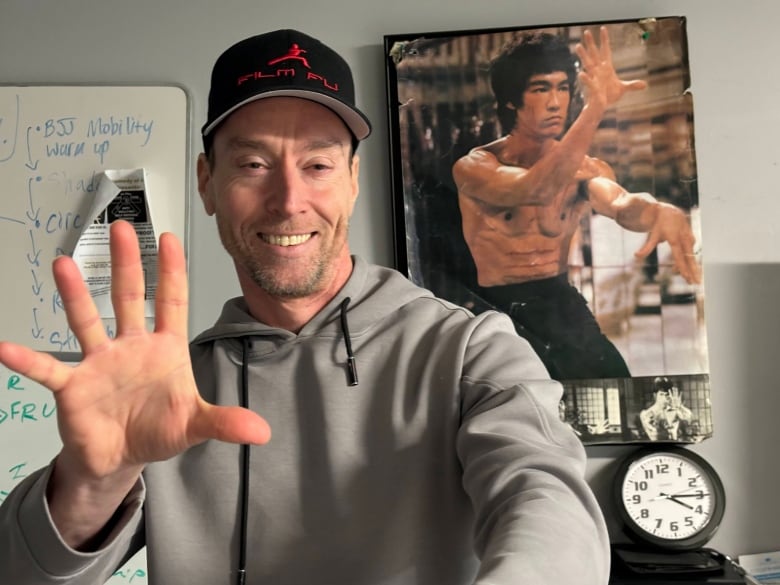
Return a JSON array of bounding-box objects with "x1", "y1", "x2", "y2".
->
[
  {"x1": 608, "y1": 447, "x2": 748, "y2": 583},
  {"x1": 613, "y1": 446, "x2": 726, "y2": 551}
]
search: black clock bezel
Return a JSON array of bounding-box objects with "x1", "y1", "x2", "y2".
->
[{"x1": 613, "y1": 446, "x2": 726, "y2": 551}]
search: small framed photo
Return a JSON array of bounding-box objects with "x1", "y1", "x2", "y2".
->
[{"x1": 384, "y1": 17, "x2": 711, "y2": 444}]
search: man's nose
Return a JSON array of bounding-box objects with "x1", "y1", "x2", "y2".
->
[
  {"x1": 547, "y1": 91, "x2": 561, "y2": 109},
  {"x1": 266, "y1": 164, "x2": 306, "y2": 215}
]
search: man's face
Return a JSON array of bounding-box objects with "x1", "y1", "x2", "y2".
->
[
  {"x1": 514, "y1": 72, "x2": 571, "y2": 138},
  {"x1": 197, "y1": 97, "x2": 359, "y2": 299},
  {"x1": 655, "y1": 390, "x2": 670, "y2": 407}
]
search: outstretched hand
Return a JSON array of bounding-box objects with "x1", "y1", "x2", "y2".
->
[
  {"x1": 666, "y1": 387, "x2": 686, "y2": 411},
  {"x1": 575, "y1": 26, "x2": 647, "y2": 111},
  {"x1": 633, "y1": 203, "x2": 702, "y2": 285},
  {"x1": 0, "y1": 220, "x2": 270, "y2": 483}
]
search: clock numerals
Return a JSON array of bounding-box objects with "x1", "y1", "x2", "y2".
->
[
  {"x1": 623, "y1": 457, "x2": 715, "y2": 539},
  {"x1": 633, "y1": 510, "x2": 699, "y2": 529},
  {"x1": 615, "y1": 448, "x2": 726, "y2": 550},
  {"x1": 641, "y1": 462, "x2": 670, "y2": 480}
]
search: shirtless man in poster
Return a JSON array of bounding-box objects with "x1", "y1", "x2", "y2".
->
[
  {"x1": 452, "y1": 27, "x2": 701, "y2": 380},
  {"x1": 639, "y1": 377, "x2": 694, "y2": 441}
]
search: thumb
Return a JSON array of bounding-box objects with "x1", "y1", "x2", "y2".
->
[
  {"x1": 634, "y1": 232, "x2": 660, "y2": 260},
  {"x1": 625, "y1": 79, "x2": 648, "y2": 92},
  {"x1": 193, "y1": 403, "x2": 272, "y2": 446}
]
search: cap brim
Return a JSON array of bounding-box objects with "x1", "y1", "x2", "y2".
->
[{"x1": 202, "y1": 89, "x2": 371, "y2": 141}]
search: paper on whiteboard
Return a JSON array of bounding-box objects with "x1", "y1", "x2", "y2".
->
[{"x1": 71, "y1": 169, "x2": 158, "y2": 319}]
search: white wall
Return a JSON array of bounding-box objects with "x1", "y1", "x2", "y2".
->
[{"x1": 2, "y1": 0, "x2": 777, "y2": 559}]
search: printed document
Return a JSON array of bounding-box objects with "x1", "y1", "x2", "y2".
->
[{"x1": 72, "y1": 168, "x2": 158, "y2": 318}]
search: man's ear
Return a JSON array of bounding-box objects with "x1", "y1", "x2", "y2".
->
[
  {"x1": 349, "y1": 154, "x2": 360, "y2": 211},
  {"x1": 197, "y1": 153, "x2": 216, "y2": 216}
]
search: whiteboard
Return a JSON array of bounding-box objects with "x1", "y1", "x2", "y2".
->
[
  {"x1": 0, "y1": 85, "x2": 189, "y2": 352},
  {"x1": 0, "y1": 359, "x2": 148, "y2": 582}
]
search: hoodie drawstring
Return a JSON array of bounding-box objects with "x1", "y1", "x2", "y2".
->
[
  {"x1": 340, "y1": 297, "x2": 359, "y2": 386},
  {"x1": 237, "y1": 337, "x2": 251, "y2": 585},
  {"x1": 235, "y1": 302, "x2": 355, "y2": 582}
]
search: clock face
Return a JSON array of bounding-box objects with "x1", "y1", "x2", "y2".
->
[{"x1": 616, "y1": 448, "x2": 725, "y2": 550}]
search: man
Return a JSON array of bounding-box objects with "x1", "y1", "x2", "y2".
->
[
  {"x1": 0, "y1": 30, "x2": 608, "y2": 584},
  {"x1": 638, "y1": 376, "x2": 693, "y2": 441},
  {"x1": 452, "y1": 28, "x2": 701, "y2": 380}
]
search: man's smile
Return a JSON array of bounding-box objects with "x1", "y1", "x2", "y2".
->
[{"x1": 260, "y1": 233, "x2": 313, "y2": 246}]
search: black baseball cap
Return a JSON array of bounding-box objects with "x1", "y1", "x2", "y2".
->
[{"x1": 202, "y1": 29, "x2": 371, "y2": 149}]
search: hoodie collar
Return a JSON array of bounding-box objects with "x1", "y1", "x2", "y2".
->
[
  {"x1": 191, "y1": 255, "x2": 431, "y2": 346},
  {"x1": 191, "y1": 256, "x2": 372, "y2": 345}
]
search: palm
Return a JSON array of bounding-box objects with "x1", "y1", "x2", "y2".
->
[
  {"x1": 576, "y1": 27, "x2": 647, "y2": 110},
  {"x1": 0, "y1": 221, "x2": 270, "y2": 482},
  {"x1": 635, "y1": 203, "x2": 701, "y2": 285},
  {"x1": 53, "y1": 331, "x2": 199, "y2": 477}
]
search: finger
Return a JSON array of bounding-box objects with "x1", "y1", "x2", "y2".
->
[
  {"x1": 53, "y1": 255, "x2": 111, "y2": 353},
  {"x1": 575, "y1": 38, "x2": 594, "y2": 72},
  {"x1": 691, "y1": 259, "x2": 702, "y2": 284},
  {"x1": 191, "y1": 402, "x2": 272, "y2": 446},
  {"x1": 634, "y1": 233, "x2": 660, "y2": 260},
  {"x1": 599, "y1": 26, "x2": 612, "y2": 63},
  {"x1": 0, "y1": 342, "x2": 74, "y2": 393},
  {"x1": 677, "y1": 228, "x2": 703, "y2": 284},
  {"x1": 668, "y1": 244, "x2": 687, "y2": 280},
  {"x1": 624, "y1": 79, "x2": 649, "y2": 92},
  {"x1": 110, "y1": 220, "x2": 147, "y2": 335},
  {"x1": 153, "y1": 232, "x2": 189, "y2": 336},
  {"x1": 675, "y1": 232, "x2": 702, "y2": 284},
  {"x1": 582, "y1": 29, "x2": 596, "y2": 58},
  {"x1": 669, "y1": 243, "x2": 701, "y2": 284},
  {"x1": 685, "y1": 254, "x2": 703, "y2": 284}
]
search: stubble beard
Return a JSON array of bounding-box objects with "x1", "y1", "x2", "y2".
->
[
  {"x1": 216, "y1": 214, "x2": 346, "y2": 299},
  {"x1": 249, "y1": 256, "x2": 327, "y2": 299}
]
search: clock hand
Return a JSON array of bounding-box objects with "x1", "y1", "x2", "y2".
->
[
  {"x1": 667, "y1": 495, "x2": 694, "y2": 510},
  {"x1": 668, "y1": 485, "x2": 706, "y2": 497},
  {"x1": 668, "y1": 493, "x2": 710, "y2": 498},
  {"x1": 654, "y1": 492, "x2": 695, "y2": 510},
  {"x1": 649, "y1": 493, "x2": 672, "y2": 502}
]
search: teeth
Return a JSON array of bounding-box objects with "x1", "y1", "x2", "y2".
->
[{"x1": 262, "y1": 233, "x2": 312, "y2": 246}]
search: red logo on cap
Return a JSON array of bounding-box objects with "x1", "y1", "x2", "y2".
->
[
  {"x1": 267, "y1": 44, "x2": 310, "y2": 68},
  {"x1": 235, "y1": 42, "x2": 339, "y2": 92}
]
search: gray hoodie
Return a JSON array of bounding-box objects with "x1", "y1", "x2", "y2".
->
[{"x1": 0, "y1": 257, "x2": 609, "y2": 584}]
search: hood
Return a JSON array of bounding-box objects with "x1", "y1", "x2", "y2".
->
[{"x1": 191, "y1": 256, "x2": 432, "y2": 346}]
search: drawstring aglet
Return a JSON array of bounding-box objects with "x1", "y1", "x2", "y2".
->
[
  {"x1": 339, "y1": 297, "x2": 359, "y2": 387},
  {"x1": 347, "y1": 355, "x2": 359, "y2": 386}
]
